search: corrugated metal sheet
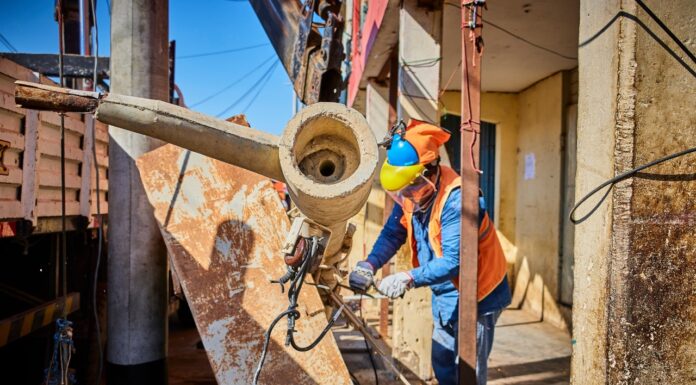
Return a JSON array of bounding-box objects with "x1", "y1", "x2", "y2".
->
[
  {"x1": 0, "y1": 57, "x2": 108, "y2": 228},
  {"x1": 136, "y1": 144, "x2": 352, "y2": 385}
]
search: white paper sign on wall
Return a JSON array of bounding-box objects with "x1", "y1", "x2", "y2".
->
[{"x1": 524, "y1": 153, "x2": 535, "y2": 180}]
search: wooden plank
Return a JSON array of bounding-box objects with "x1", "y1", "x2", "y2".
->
[
  {"x1": 37, "y1": 138, "x2": 84, "y2": 162},
  {"x1": 35, "y1": 201, "x2": 81, "y2": 217},
  {"x1": 0, "y1": 73, "x2": 26, "y2": 220},
  {"x1": 0, "y1": 90, "x2": 24, "y2": 115},
  {"x1": 0, "y1": 57, "x2": 37, "y2": 82},
  {"x1": 21, "y1": 107, "x2": 40, "y2": 223},
  {"x1": 39, "y1": 111, "x2": 84, "y2": 135},
  {"x1": 0, "y1": 167, "x2": 22, "y2": 184},
  {"x1": 0, "y1": 74, "x2": 20, "y2": 96},
  {"x1": 136, "y1": 145, "x2": 353, "y2": 385},
  {"x1": 0, "y1": 112, "x2": 22, "y2": 133},
  {"x1": 0, "y1": 129, "x2": 24, "y2": 148},
  {"x1": 37, "y1": 170, "x2": 82, "y2": 190}
]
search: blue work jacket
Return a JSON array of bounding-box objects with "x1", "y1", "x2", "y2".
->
[{"x1": 366, "y1": 188, "x2": 511, "y2": 326}]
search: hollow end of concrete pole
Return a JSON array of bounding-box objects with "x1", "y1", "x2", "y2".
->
[{"x1": 279, "y1": 103, "x2": 378, "y2": 228}]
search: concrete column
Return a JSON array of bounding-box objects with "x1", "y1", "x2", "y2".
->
[
  {"x1": 106, "y1": 0, "x2": 169, "y2": 384},
  {"x1": 391, "y1": 1, "x2": 442, "y2": 380},
  {"x1": 574, "y1": 1, "x2": 695, "y2": 383}
]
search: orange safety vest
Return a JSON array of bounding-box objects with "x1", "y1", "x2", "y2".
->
[{"x1": 400, "y1": 165, "x2": 508, "y2": 301}]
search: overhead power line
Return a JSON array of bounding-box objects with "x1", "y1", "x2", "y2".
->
[
  {"x1": 444, "y1": 2, "x2": 577, "y2": 61},
  {"x1": 216, "y1": 60, "x2": 279, "y2": 118},
  {"x1": 484, "y1": 20, "x2": 577, "y2": 60},
  {"x1": 240, "y1": 61, "x2": 279, "y2": 112},
  {"x1": 177, "y1": 42, "x2": 270, "y2": 59},
  {"x1": 0, "y1": 32, "x2": 18, "y2": 53},
  {"x1": 190, "y1": 54, "x2": 277, "y2": 107}
]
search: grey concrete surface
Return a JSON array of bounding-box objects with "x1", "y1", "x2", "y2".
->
[{"x1": 489, "y1": 309, "x2": 571, "y2": 385}]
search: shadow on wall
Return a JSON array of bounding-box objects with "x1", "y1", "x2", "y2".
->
[
  {"x1": 498, "y1": 229, "x2": 569, "y2": 330},
  {"x1": 507, "y1": 256, "x2": 569, "y2": 331}
]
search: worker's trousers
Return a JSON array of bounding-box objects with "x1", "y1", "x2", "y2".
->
[{"x1": 431, "y1": 310, "x2": 501, "y2": 385}]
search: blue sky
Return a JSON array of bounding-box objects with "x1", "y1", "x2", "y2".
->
[{"x1": 0, "y1": 0, "x2": 293, "y2": 135}]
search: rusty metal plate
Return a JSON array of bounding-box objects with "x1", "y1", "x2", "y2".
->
[{"x1": 136, "y1": 145, "x2": 351, "y2": 385}]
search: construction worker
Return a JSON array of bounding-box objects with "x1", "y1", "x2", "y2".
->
[{"x1": 349, "y1": 120, "x2": 511, "y2": 385}]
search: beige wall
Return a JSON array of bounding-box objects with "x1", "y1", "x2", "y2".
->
[
  {"x1": 514, "y1": 73, "x2": 565, "y2": 321},
  {"x1": 574, "y1": 1, "x2": 696, "y2": 383},
  {"x1": 442, "y1": 73, "x2": 569, "y2": 329}
]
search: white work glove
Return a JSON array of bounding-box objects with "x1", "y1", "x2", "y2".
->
[{"x1": 378, "y1": 272, "x2": 414, "y2": 299}]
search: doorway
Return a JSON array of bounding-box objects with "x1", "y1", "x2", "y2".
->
[{"x1": 441, "y1": 114, "x2": 496, "y2": 220}]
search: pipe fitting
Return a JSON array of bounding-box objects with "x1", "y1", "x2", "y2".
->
[{"x1": 279, "y1": 102, "x2": 378, "y2": 226}]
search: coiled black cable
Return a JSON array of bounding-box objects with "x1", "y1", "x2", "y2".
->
[
  {"x1": 253, "y1": 236, "x2": 344, "y2": 384},
  {"x1": 570, "y1": 146, "x2": 696, "y2": 224}
]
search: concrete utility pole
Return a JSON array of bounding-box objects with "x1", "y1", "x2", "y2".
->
[{"x1": 106, "y1": 0, "x2": 169, "y2": 384}]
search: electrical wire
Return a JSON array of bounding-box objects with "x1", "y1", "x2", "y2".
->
[
  {"x1": 252, "y1": 308, "x2": 297, "y2": 385},
  {"x1": 570, "y1": 146, "x2": 696, "y2": 225},
  {"x1": 240, "y1": 61, "x2": 278, "y2": 112},
  {"x1": 0, "y1": 32, "x2": 18, "y2": 53},
  {"x1": 444, "y1": 2, "x2": 577, "y2": 61},
  {"x1": 189, "y1": 54, "x2": 276, "y2": 107},
  {"x1": 177, "y1": 42, "x2": 269, "y2": 59},
  {"x1": 254, "y1": 238, "x2": 344, "y2": 384},
  {"x1": 484, "y1": 19, "x2": 577, "y2": 60},
  {"x1": 216, "y1": 60, "x2": 278, "y2": 118},
  {"x1": 89, "y1": 0, "x2": 104, "y2": 383},
  {"x1": 401, "y1": 57, "x2": 441, "y2": 68},
  {"x1": 634, "y1": 0, "x2": 696, "y2": 65},
  {"x1": 350, "y1": 372, "x2": 364, "y2": 385}
]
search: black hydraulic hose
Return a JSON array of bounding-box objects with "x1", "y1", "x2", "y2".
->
[
  {"x1": 255, "y1": 236, "x2": 344, "y2": 382},
  {"x1": 289, "y1": 304, "x2": 344, "y2": 352},
  {"x1": 252, "y1": 309, "x2": 296, "y2": 385}
]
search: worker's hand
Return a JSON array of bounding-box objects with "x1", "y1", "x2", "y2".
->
[
  {"x1": 349, "y1": 261, "x2": 375, "y2": 292},
  {"x1": 378, "y1": 272, "x2": 414, "y2": 299}
]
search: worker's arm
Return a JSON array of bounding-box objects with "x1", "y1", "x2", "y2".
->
[
  {"x1": 410, "y1": 188, "x2": 462, "y2": 287},
  {"x1": 365, "y1": 203, "x2": 408, "y2": 271}
]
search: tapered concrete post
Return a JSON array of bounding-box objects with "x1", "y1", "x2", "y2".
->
[
  {"x1": 106, "y1": 0, "x2": 169, "y2": 384},
  {"x1": 573, "y1": 1, "x2": 696, "y2": 383},
  {"x1": 391, "y1": 1, "x2": 442, "y2": 380}
]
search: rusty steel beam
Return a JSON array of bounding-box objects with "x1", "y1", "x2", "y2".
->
[
  {"x1": 136, "y1": 144, "x2": 352, "y2": 384},
  {"x1": 248, "y1": 0, "x2": 344, "y2": 105},
  {"x1": 328, "y1": 291, "x2": 412, "y2": 385},
  {"x1": 458, "y1": 3, "x2": 483, "y2": 384},
  {"x1": 15, "y1": 81, "x2": 100, "y2": 112},
  {"x1": 0, "y1": 53, "x2": 110, "y2": 78}
]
